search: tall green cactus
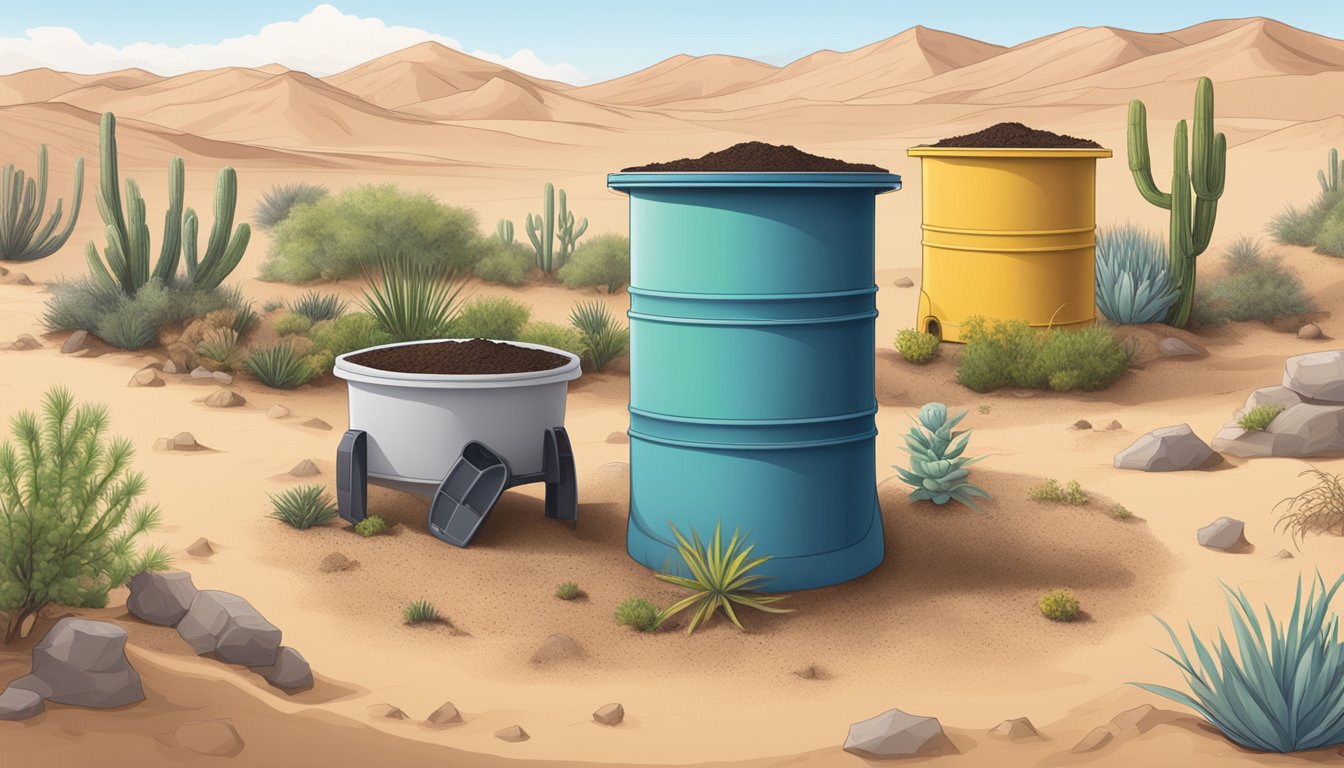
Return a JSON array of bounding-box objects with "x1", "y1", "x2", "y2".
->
[
  {"x1": 526, "y1": 182, "x2": 587, "y2": 273},
  {"x1": 496, "y1": 218, "x2": 514, "y2": 246},
  {"x1": 182, "y1": 168, "x2": 249, "y2": 291},
  {"x1": 1127, "y1": 76, "x2": 1226, "y2": 329},
  {"x1": 1320, "y1": 148, "x2": 1341, "y2": 194},
  {"x1": 0, "y1": 145, "x2": 84, "y2": 262}
]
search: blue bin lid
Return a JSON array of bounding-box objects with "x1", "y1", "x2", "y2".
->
[{"x1": 607, "y1": 172, "x2": 901, "y2": 193}]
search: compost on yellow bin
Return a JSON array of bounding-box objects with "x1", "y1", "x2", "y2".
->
[{"x1": 906, "y1": 146, "x2": 1112, "y2": 342}]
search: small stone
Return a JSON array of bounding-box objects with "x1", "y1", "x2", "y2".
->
[
  {"x1": 318, "y1": 552, "x2": 358, "y2": 573},
  {"x1": 267, "y1": 405, "x2": 291, "y2": 419},
  {"x1": 250, "y1": 646, "x2": 312, "y2": 691},
  {"x1": 1102, "y1": 420, "x2": 1122, "y2": 430},
  {"x1": 300, "y1": 417, "x2": 332, "y2": 430},
  {"x1": 1298, "y1": 323, "x2": 1323, "y2": 340},
  {"x1": 894, "y1": 276, "x2": 915, "y2": 287},
  {"x1": 1111, "y1": 704, "x2": 1165, "y2": 735},
  {"x1": 605, "y1": 431, "x2": 630, "y2": 444},
  {"x1": 289, "y1": 459, "x2": 320, "y2": 477},
  {"x1": 191, "y1": 366, "x2": 214, "y2": 379},
  {"x1": 1114, "y1": 424, "x2": 1213, "y2": 472},
  {"x1": 61, "y1": 330, "x2": 89, "y2": 354},
  {"x1": 843, "y1": 709, "x2": 956, "y2": 759},
  {"x1": 531, "y1": 633, "x2": 584, "y2": 664},
  {"x1": 203, "y1": 388, "x2": 245, "y2": 408},
  {"x1": 1158, "y1": 337, "x2": 1204, "y2": 357},
  {"x1": 129, "y1": 368, "x2": 164, "y2": 387},
  {"x1": 1072, "y1": 419, "x2": 1092, "y2": 430},
  {"x1": 1072, "y1": 726, "x2": 1113, "y2": 753},
  {"x1": 426, "y1": 702, "x2": 463, "y2": 727},
  {"x1": 793, "y1": 663, "x2": 828, "y2": 680},
  {"x1": 1198, "y1": 516, "x2": 1250, "y2": 551},
  {"x1": 173, "y1": 432, "x2": 198, "y2": 449},
  {"x1": 187, "y1": 537, "x2": 217, "y2": 557},
  {"x1": 988, "y1": 717, "x2": 1041, "y2": 740},
  {"x1": 174, "y1": 719, "x2": 244, "y2": 757},
  {"x1": 6, "y1": 333, "x2": 41, "y2": 351},
  {"x1": 10, "y1": 273, "x2": 34, "y2": 286},
  {"x1": 212, "y1": 371, "x2": 233, "y2": 385},
  {"x1": 0, "y1": 686, "x2": 44, "y2": 721},
  {"x1": 1275, "y1": 549, "x2": 1295, "y2": 559},
  {"x1": 162, "y1": 359, "x2": 180, "y2": 374},
  {"x1": 593, "y1": 703, "x2": 624, "y2": 726},
  {"x1": 368, "y1": 703, "x2": 407, "y2": 720},
  {"x1": 494, "y1": 724, "x2": 529, "y2": 742}
]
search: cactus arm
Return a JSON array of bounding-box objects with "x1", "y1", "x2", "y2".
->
[
  {"x1": 183, "y1": 208, "x2": 199, "y2": 278},
  {"x1": 22, "y1": 156, "x2": 83, "y2": 261},
  {"x1": 124, "y1": 179, "x2": 152, "y2": 291},
  {"x1": 496, "y1": 218, "x2": 513, "y2": 245},
  {"x1": 525, "y1": 212, "x2": 543, "y2": 261},
  {"x1": 1190, "y1": 77, "x2": 1226, "y2": 201},
  {"x1": 542, "y1": 183, "x2": 555, "y2": 272},
  {"x1": 194, "y1": 223, "x2": 249, "y2": 290},
  {"x1": 98, "y1": 113, "x2": 128, "y2": 241},
  {"x1": 84, "y1": 241, "x2": 118, "y2": 291},
  {"x1": 152, "y1": 157, "x2": 184, "y2": 284},
  {"x1": 1127, "y1": 100, "x2": 1172, "y2": 209}
]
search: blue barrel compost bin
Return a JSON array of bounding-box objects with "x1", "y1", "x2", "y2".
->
[{"x1": 607, "y1": 170, "x2": 902, "y2": 592}]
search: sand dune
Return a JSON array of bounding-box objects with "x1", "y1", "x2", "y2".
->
[{"x1": 574, "y1": 54, "x2": 779, "y2": 107}]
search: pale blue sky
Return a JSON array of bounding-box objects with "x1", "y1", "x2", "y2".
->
[{"x1": 0, "y1": 1, "x2": 1338, "y2": 83}]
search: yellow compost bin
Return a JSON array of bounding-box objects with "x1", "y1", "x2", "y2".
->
[{"x1": 905, "y1": 146, "x2": 1112, "y2": 342}]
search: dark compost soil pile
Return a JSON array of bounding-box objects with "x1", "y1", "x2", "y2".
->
[
  {"x1": 622, "y1": 141, "x2": 888, "y2": 172},
  {"x1": 931, "y1": 122, "x2": 1102, "y2": 149},
  {"x1": 347, "y1": 339, "x2": 570, "y2": 375}
]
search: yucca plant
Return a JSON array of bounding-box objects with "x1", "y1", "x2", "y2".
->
[
  {"x1": 94, "y1": 310, "x2": 158, "y2": 350},
  {"x1": 253, "y1": 182, "x2": 327, "y2": 230},
  {"x1": 246, "y1": 342, "x2": 316, "y2": 389},
  {"x1": 403, "y1": 599, "x2": 442, "y2": 625},
  {"x1": 288, "y1": 290, "x2": 348, "y2": 322},
  {"x1": 655, "y1": 522, "x2": 791, "y2": 635},
  {"x1": 1095, "y1": 224, "x2": 1181, "y2": 324},
  {"x1": 1132, "y1": 573, "x2": 1344, "y2": 753},
  {"x1": 569, "y1": 300, "x2": 629, "y2": 371},
  {"x1": 895, "y1": 402, "x2": 990, "y2": 511},
  {"x1": 196, "y1": 327, "x2": 243, "y2": 371},
  {"x1": 361, "y1": 249, "x2": 467, "y2": 342},
  {"x1": 1, "y1": 144, "x2": 84, "y2": 262},
  {"x1": 1274, "y1": 468, "x2": 1344, "y2": 548},
  {"x1": 268, "y1": 485, "x2": 337, "y2": 530},
  {"x1": 0, "y1": 387, "x2": 170, "y2": 642}
]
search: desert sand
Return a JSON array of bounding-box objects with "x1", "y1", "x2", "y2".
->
[{"x1": 3, "y1": 16, "x2": 1344, "y2": 767}]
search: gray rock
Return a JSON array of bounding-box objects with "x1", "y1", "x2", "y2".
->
[
  {"x1": 1284, "y1": 350, "x2": 1344, "y2": 402},
  {"x1": 1298, "y1": 323, "x2": 1323, "y2": 340},
  {"x1": 60, "y1": 330, "x2": 89, "y2": 354},
  {"x1": 9, "y1": 273, "x2": 33, "y2": 286},
  {"x1": 793, "y1": 663, "x2": 828, "y2": 680},
  {"x1": 1238, "y1": 385, "x2": 1303, "y2": 417},
  {"x1": 128, "y1": 571, "x2": 198, "y2": 627},
  {"x1": 212, "y1": 371, "x2": 233, "y2": 385},
  {"x1": 1198, "y1": 517, "x2": 1249, "y2": 551},
  {"x1": 426, "y1": 701, "x2": 463, "y2": 726},
  {"x1": 0, "y1": 686, "x2": 44, "y2": 720},
  {"x1": 1114, "y1": 424, "x2": 1213, "y2": 471},
  {"x1": 1072, "y1": 419, "x2": 1092, "y2": 430},
  {"x1": 1212, "y1": 404, "x2": 1344, "y2": 458},
  {"x1": 1072, "y1": 726, "x2": 1113, "y2": 753},
  {"x1": 531, "y1": 633, "x2": 584, "y2": 664},
  {"x1": 173, "y1": 432, "x2": 198, "y2": 450},
  {"x1": 177, "y1": 591, "x2": 282, "y2": 667},
  {"x1": 1158, "y1": 337, "x2": 1204, "y2": 357},
  {"x1": 894, "y1": 277, "x2": 915, "y2": 288},
  {"x1": 174, "y1": 719, "x2": 244, "y2": 757},
  {"x1": 203, "y1": 388, "x2": 245, "y2": 408},
  {"x1": 843, "y1": 708, "x2": 956, "y2": 759},
  {"x1": 7, "y1": 674, "x2": 52, "y2": 698},
  {"x1": 162, "y1": 359, "x2": 181, "y2": 374},
  {"x1": 987, "y1": 717, "x2": 1040, "y2": 740},
  {"x1": 190, "y1": 366, "x2": 214, "y2": 379},
  {"x1": 368, "y1": 703, "x2": 406, "y2": 720},
  {"x1": 249, "y1": 646, "x2": 312, "y2": 691},
  {"x1": 129, "y1": 368, "x2": 163, "y2": 387},
  {"x1": 266, "y1": 405, "x2": 291, "y2": 419},
  {"x1": 593, "y1": 703, "x2": 624, "y2": 726},
  {"x1": 29, "y1": 618, "x2": 144, "y2": 708},
  {"x1": 288, "y1": 459, "x2": 320, "y2": 477},
  {"x1": 495, "y1": 724, "x2": 529, "y2": 742}
]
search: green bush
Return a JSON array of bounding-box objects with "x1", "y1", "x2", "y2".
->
[
  {"x1": 558, "y1": 233, "x2": 630, "y2": 293},
  {"x1": 1190, "y1": 240, "x2": 1313, "y2": 326},
  {"x1": 246, "y1": 342, "x2": 317, "y2": 389},
  {"x1": 219, "y1": 284, "x2": 260, "y2": 337},
  {"x1": 196, "y1": 328, "x2": 243, "y2": 371},
  {"x1": 261, "y1": 184, "x2": 484, "y2": 282},
  {"x1": 1111, "y1": 504, "x2": 1134, "y2": 521},
  {"x1": 355, "y1": 515, "x2": 388, "y2": 537},
  {"x1": 614, "y1": 597, "x2": 661, "y2": 632},
  {"x1": 44, "y1": 277, "x2": 255, "y2": 349},
  {"x1": 0, "y1": 387, "x2": 170, "y2": 642},
  {"x1": 894, "y1": 328, "x2": 939, "y2": 364},
  {"x1": 957, "y1": 317, "x2": 1133, "y2": 393},
  {"x1": 309, "y1": 313, "x2": 393, "y2": 359},
  {"x1": 262, "y1": 298, "x2": 285, "y2": 312},
  {"x1": 474, "y1": 241, "x2": 535, "y2": 286},
  {"x1": 517, "y1": 321, "x2": 584, "y2": 358},
  {"x1": 268, "y1": 485, "x2": 337, "y2": 529},
  {"x1": 1037, "y1": 325, "x2": 1135, "y2": 391},
  {"x1": 288, "y1": 290, "x2": 348, "y2": 322},
  {"x1": 450, "y1": 296, "x2": 531, "y2": 340},
  {"x1": 403, "y1": 599, "x2": 441, "y2": 625},
  {"x1": 1038, "y1": 589, "x2": 1080, "y2": 622},
  {"x1": 361, "y1": 251, "x2": 467, "y2": 342},
  {"x1": 1029, "y1": 479, "x2": 1089, "y2": 505},
  {"x1": 1317, "y1": 205, "x2": 1344, "y2": 258},
  {"x1": 272, "y1": 312, "x2": 312, "y2": 336},
  {"x1": 555, "y1": 581, "x2": 581, "y2": 600},
  {"x1": 1239, "y1": 403, "x2": 1284, "y2": 431},
  {"x1": 253, "y1": 182, "x2": 328, "y2": 230},
  {"x1": 96, "y1": 308, "x2": 159, "y2": 350},
  {"x1": 1270, "y1": 189, "x2": 1342, "y2": 247},
  {"x1": 570, "y1": 300, "x2": 629, "y2": 371}
]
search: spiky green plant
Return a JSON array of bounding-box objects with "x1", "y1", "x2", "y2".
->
[
  {"x1": 1239, "y1": 404, "x2": 1285, "y2": 432},
  {"x1": 1095, "y1": 223, "x2": 1181, "y2": 324},
  {"x1": 496, "y1": 218, "x2": 514, "y2": 245},
  {"x1": 197, "y1": 327, "x2": 243, "y2": 371},
  {"x1": 288, "y1": 290, "x2": 347, "y2": 322},
  {"x1": 360, "y1": 249, "x2": 467, "y2": 342},
  {"x1": 1, "y1": 144, "x2": 84, "y2": 262},
  {"x1": 654, "y1": 522, "x2": 791, "y2": 635},
  {"x1": 355, "y1": 515, "x2": 388, "y2": 537},
  {"x1": 1274, "y1": 468, "x2": 1344, "y2": 549},
  {"x1": 569, "y1": 300, "x2": 629, "y2": 371},
  {"x1": 555, "y1": 581, "x2": 580, "y2": 600},
  {"x1": 268, "y1": 485, "x2": 337, "y2": 530},
  {"x1": 218, "y1": 284, "x2": 259, "y2": 336},
  {"x1": 1127, "y1": 77, "x2": 1227, "y2": 328},
  {"x1": 0, "y1": 387, "x2": 170, "y2": 642},
  {"x1": 94, "y1": 310, "x2": 158, "y2": 350},
  {"x1": 895, "y1": 328, "x2": 939, "y2": 364},
  {"x1": 895, "y1": 402, "x2": 990, "y2": 512},
  {"x1": 252, "y1": 182, "x2": 327, "y2": 230},
  {"x1": 246, "y1": 342, "x2": 316, "y2": 389},
  {"x1": 263, "y1": 297, "x2": 285, "y2": 312},
  {"x1": 403, "y1": 599, "x2": 442, "y2": 625},
  {"x1": 1039, "y1": 589, "x2": 1080, "y2": 621},
  {"x1": 1320, "y1": 148, "x2": 1342, "y2": 195},
  {"x1": 526, "y1": 183, "x2": 588, "y2": 273},
  {"x1": 271, "y1": 312, "x2": 313, "y2": 337},
  {"x1": 1131, "y1": 573, "x2": 1344, "y2": 753},
  {"x1": 614, "y1": 597, "x2": 661, "y2": 632}
]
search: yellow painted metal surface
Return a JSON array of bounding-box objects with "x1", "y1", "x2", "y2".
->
[{"x1": 906, "y1": 147, "x2": 1113, "y2": 342}]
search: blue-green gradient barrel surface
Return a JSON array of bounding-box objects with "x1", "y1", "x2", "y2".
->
[{"x1": 607, "y1": 171, "x2": 902, "y2": 592}]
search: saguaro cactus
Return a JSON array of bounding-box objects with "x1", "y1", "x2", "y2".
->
[
  {"x1": 0, "y1": 145, "x2": 84, "y2": 262},
  {"x1": 182, "y1": 168, "x2": 250, "y2": 291},
  {"x1": 1127, "y1": 76, "x2": 1226, "y2": 329},
  {"x1": 555, "y1": 187, "x2": 588, "y2": 267},
  {"x1": 1320, "y1": 147, "x2": 1341, "y2": 194},
  {"x1": 496, "y1": 218, "x2": 514, "y2": 245},
  {"x1": 526, "y1": 183, "x2": 587, "y2": 273}
]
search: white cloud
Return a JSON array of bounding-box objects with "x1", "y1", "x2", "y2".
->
[{"x1": 0, "y1": 4, "x2": 587, "y2": 83}]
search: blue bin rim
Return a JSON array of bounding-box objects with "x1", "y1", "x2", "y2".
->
[{"x1": 607, "y1": 171, "x2": 901, "y2": 192}]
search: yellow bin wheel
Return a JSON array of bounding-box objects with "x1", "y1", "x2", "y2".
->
[{"x1": 907, "y1": 147, "x2": 1112, "y2": 343}]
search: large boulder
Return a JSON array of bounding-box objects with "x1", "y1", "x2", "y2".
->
[
  {"x1": 1284, "y1": 350, "x2": 1344, "y2": 402},
  {"x1": 27, "y1": 618, "x2": 144, "y2": 708},
  {"x1": 177, "y1": 591, "x2": 282, "y2": 667},
  {"x1": 249, "y1": 646, "x2": 312, "y2": 691},
  {"x1": 0, "y1": 686, "x2": 44, "y2": 720},
  {"x1": 127, "y1": 571, "x2": 199, "y2": 627},
  {"x1": 843, "y1": 709, "x2": 956, "y2": 759},
  {"x1": 1114, "y1": 424, "x2": 1213, "y2": 471},
  {"x1": 1213, "y1": 405, "x2": 1344, "y2": 458},
  {"x1": 1236, "y1": 385, "x2": 1304, "y2": 418}
]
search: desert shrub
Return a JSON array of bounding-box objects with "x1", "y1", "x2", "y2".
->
[
  {"x1": 450, "y1": 296, "x2": 531, "y2": 340},
  {"x1": 894, "y1": 328, "x2": 939, "y2": 364},
  {"x1": 555, "y1": 581, "x2": 581, "y2": 600},
  {"x1": 253, "y1": 182, "x2": 328, "y2": 230},
  {"x1": 355, "y1": 515, "x2": 388, "y2": 537},
  {"x1": 558, "y1": 233, "x2": 630, "y2": 293},
  {"x1": 1029, "y1": 478, "x2": 1089, "y2": 505},
  {"x1": 517, "y1": 321, "x2": 584, "y2": 358},
  {"x1": 614, "y1": 597, "x2": 661, "y2": 632},
  {"x1": 1316, "y1": 200, "x2": 1344, "y2": 258},
  {"x1": 268, "y1": 485, "x2": 337, "y2": 529},
  {"x1": 655, "y1": 522, "x2": 790, "y2": 635},
  {"x1": 570, "y1": 300, "x2": 629, "y2": 371},
  {"x1": 1191, "y1": 239, "x2": 1312, "y2": 326},
  {"x1": 261, "y1": 184, "x2": 484, "y2": 282},
  {"x1": 1111, "y1": 504, "x2": 1134, "y2": 521},
  {"x1": 309, "y1": 313, "x2": 392, "y2": 359},
  {"x1": 403, "y1": 599, "x2": 442, "y2": 625},
  {"x1": 1272, "y1": 186, "x2": 1343, "y2": 247},
  {"x1": 474, "y1": 240, "x2": 534, "y2": 286},
  {"x1": 1038, "y1": 326, "x2": 1135, "y2": 391},
  {"x1": 217, "y1": 284, "x2": 260, "y2": 337},
  {"x1": 361, "y1": 251, "x2": 468, "y2": 342},
  {"x1": 45, "y1": 277, "x2": 255, "y2": 349},
  {"x1": 288, "y1": 290, "x2": 348, "y2": 322},
  {"x1": 957, "y1": 317, "x2": 1047, "y2": 391},
  {"x1": 272, "y1": 312, "x2": 313, "y2": 337},
  {"x1": 1095, "y1": 224, "x2": 1181, "y2": 324},
  {"x1": 896, "y1": 402, "x2": 989, "y2": 511},
  {"x1": 0, "y1": 387, "x2": 170, "y2": 642},
  {"x1": 1239, "y1": 403, "x2": 1284, "y2": 431},
  {"x1": 1038, "y1": 589, "x2": 1080, "y2": 622},
  {"x1": 196, "y1": 328, "x2": 243, "y2": 371},
  {"x1": 246, "y1": 342, "x2": 316, "y2": 389},
  {"x1": 96, "y1": 309, "x2": 159, "y2": 350},
  {"x1": 1133, "y1": 573, "x2": 1344, "y2": 752},
  {"x1": 262, "y1": 297, "x2": 285, "y2": 312},
  {"x1": 1274, "y1": 468, "x2": 1344, "y2": 548}
]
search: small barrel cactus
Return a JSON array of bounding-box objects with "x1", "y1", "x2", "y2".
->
[{"x1": 895, "y1": 402, "x2": 990, "y2": 511}]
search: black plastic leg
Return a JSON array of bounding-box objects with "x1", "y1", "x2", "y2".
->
[
  {"x1": 543, "y1": 427, "x2": 578, "y2": 527},
  {"x1": 336, "y1": 430, "x2": 368, "y2": 524}
]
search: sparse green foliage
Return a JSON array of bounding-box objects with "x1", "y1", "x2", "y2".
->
[
  {"x1": 197, "y1": 327, "x2": 243, "y2": 371},
  {"x1": 272, "y1": 312, "x2": 313, "y2": 337},
  {"x1": 96, "y1": 308, "x2": 159, "y2": 350},
  {"x1": 559, "y1": 233, "x2": 630, "y2": 293},
  {"x1": 1239, "y1": 404, "x2": 1285, "y2": 432},
  {"x1": 268, "y1": 485, "x2": 337, "y2": 529},
  {"x1": 474, "y1": 240, "x2": 534, "y2": 286},
  {"x1": 555, "y1": 581, "x2": 580, "y2": 600},
  {"x1": 44, "y1": 275, "x2": 251, "y2": 349},
  {"x1": 614, "y1": 597, "x2": 661, "y2": 632},
  {"x1": 246, "y1": 342, "x2": 317, "y2": 389},
  {"x1": 263, "y1": 298, "x2": 285, "y2": 312},
  {"x1": 451, "y1": 296, "x2": 531, "y2": 340},
  {"x1": 354, "y1": 515, "x2": 388, "y2": 538},
  {"x1": 1038, "y1": 589, "x2": 1080, "y2": 622},
  {"x1": 361, "y1": 250, "x2": 467, "y2": 342},
  {"x1": 403, "y1": 599, "x2": 442, "y2": 625},
  {"x1": 1029, "y1": 479, "x2": 1089, "y2": 505},
  {"x1": 957, "y1": 316, "x2": 1133, "y2": 393},
  {"x1": 1274, "y1": 468, "x2": 1344, "y2": 548},
  {"x1": 1131, "y1": 573, "x2": 1344, "y2": 752},
  {"x1": 1111, "y1": 504, "x2": 1134, "y2": 521},
  {"x1": 1095, "y1": 224, "x2": 1181, "y2": 324},
  {"x1": 1190, "y1": 239, "x2": 1312, "y2": 326},
  {"x1": 894, "y1": 328, "x2": 939, "y2": 364},
  {"x1": 219, "y1": 284, "x2": 259, "y2": 337},
  {"x1": 569, "y1": 300, "x2": 629, "y2": 371},
  {"x1": 895, "y1": 402, "x2": 990, "y2": 512},
  {"x1": 308, "y1": 312, "x2": 393, "y2": 360},
  {"x1": 288, "y1": 290, "x2": 347, "y2": 322},
  {"x1": 253, "y1": 182, "x2": 327, "y2": 230},
  {"x1": 517, "y1": 321, "x2": 584, "y2": 358},
  {"x1": 0, "y1": 387, "x2": 169, "y2": 642},
  {"x1": 1, "y1": 144, "x2": 84, "y2": 262},
  {"x1": 655, "y1": 522, "x2": 791, "y2": 635},
  {"x1": 1037, "y1": 326, "x2": 1136, "y2": 392}
]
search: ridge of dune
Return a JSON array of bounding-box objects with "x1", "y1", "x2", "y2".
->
[{"x1": 574, "y1": 54, "x2": 779, "y2": 106}]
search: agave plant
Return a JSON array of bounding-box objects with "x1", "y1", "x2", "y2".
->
[
  {"x1": 1131, "y1": 573, "x2": 1344, "y2": 753},
  {"x1": 655, "y1": 522, "x2": 791, "y2": 635},
  {"x1": 360, "y1": 249, "x2": 467, "y2": 342},
  {"x1": 1095, "y1": 224, "x2": 1181, "y2": 324},
  {"x1": 895, "y1": 402, "x2": 990, "y2": 511}
]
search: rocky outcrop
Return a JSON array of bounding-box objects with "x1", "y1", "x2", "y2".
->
[
  {"x1": 495, "y1": 724, "x2": 529, "y2": 742},
  {"x1": 128, "y1": 571, "x2": 198, "y2": 626},
  {"x1": 1211, "y1": 351, "x2": 1344, "y2": 459},
  {"x1": 249, "y1": 646, "x2": 312, "y2": 691},
  {"x1": 16, "y1": 619, "x2": 143, "y2": 709},
  {"x1": 843, "y1": 708, "x2": 956, "y2": 759},
  {"x1": 177, "y1": 590, "x2": 282, "y2": 667},
  {"x1": 1114, "y1": 424, "x2": 1213, "y2": 471}
]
